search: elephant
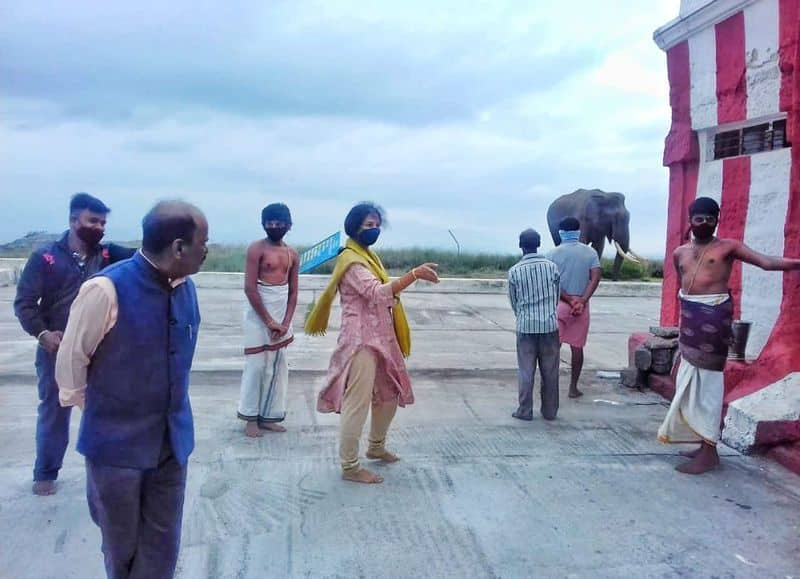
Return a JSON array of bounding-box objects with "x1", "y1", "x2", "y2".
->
[{"x1": 546, "y1": 189, "x2": 643, "y2": 281}]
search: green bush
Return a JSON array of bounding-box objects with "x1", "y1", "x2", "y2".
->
[
  {"x1": 199, "y1": 243, "x2": 663, "y2": 280},
  {"x1": 600, "y1": 258, "x2": 663, "y2": 281}
]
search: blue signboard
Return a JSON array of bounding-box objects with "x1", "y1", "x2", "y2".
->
[{"x1": 299, "y1": 231, "x2": 342, "y2": 273}]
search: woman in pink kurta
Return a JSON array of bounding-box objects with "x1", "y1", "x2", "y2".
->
[
  {"x1": 308, "y1": 203, "x2": 439, "y2": 484},
  {"x1": 317, "y1": 263, "x2": 414, "y2": 412}
]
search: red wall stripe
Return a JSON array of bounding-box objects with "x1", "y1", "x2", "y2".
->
[
  {"x1": 661, "y1": 163, "x2": 699, "y2": 326},
  {"x1": 726, "y1": 0, "x2": 800, "y2": 401},
  {"x1": 779, "y1": 0, "x2": 799, "y2": 113},
  {"x1": 661, "y1": 41, "x2": 699, "y2": 326},
  {"x1": 717, "y1": 157, "x2": 750, "y2": 320},
  {"x1": 716, "y1": 12, "x2": 747, "y2": 124}
]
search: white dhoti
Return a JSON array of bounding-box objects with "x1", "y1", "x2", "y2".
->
[
  {"x1": 657, "y1": 291, "x2": 730, "y2": 446},
  {"x1": 657, "y1": 359, "x2": 724, "y2": 445},
  {"x1": 238, "y1": 283, "x2": 293, "y2": 423}
]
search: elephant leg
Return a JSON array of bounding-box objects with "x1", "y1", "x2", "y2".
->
[
  {"x1": 591, "y1": 238, "x2": 604, "y2": 264},
  {"x1": 612, "y1": 253, "x2": 623, "y2": 281}
]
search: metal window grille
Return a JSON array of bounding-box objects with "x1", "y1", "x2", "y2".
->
[{"x1": 713, "y1": 119, "x2": 789, "y2": 160}]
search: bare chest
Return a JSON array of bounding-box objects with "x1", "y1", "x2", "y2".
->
[
  {"x1": 680, "y1": 246, "x2": 728, "y2": 271},
  {"x1": 258, "y1": 247, "x2": 291, "y2": 279}
]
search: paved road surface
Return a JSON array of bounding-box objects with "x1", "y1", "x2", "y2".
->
[{"x1": 1, "y1": 286, "x2": 798, "y2": 578}]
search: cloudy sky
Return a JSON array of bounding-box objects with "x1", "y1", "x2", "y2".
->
[{"x1": 0, "y1": 0, "x2": 680, "y2": 258}]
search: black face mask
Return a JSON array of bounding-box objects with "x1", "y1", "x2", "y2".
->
[
  {"x1": 265, "y1": 227, "x2": 288, "y2": 242},
  {"x1": 358, "y1": 227, "x2": 380, "y2": 246},
  {"x1": 691, "y1": 223, "x2": 716, "y2": 241},
  {"x1": 76, "y1": 226, "x2": 104, "y2": 246}
]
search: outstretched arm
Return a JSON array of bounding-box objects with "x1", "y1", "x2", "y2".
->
[
  {"x1": 390, "y1": 263, "x2": 439, "y2": 295},
  {"x1": 732, "y1": 241, "x2": 800, "y2": 271}
]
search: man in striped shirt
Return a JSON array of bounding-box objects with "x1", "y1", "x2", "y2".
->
[{"x1": 508, "y1": 229, "x2": 561, "y2": 421}]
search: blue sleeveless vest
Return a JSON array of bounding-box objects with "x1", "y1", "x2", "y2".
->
[{"x1": 77, "y1": 252, "x2": 200, "y2": 468}]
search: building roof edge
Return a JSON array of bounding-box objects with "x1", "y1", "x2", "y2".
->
[{"x1": 653, "y1": 0, "x2": 758, "y2": 51}]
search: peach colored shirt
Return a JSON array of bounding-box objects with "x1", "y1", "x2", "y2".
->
[
  {"x1": 317, "y1": 264, "x2": 414, "y2": 413},
  {"x1": 55, "y1": 251, "x2": 185, "y2": 409}
]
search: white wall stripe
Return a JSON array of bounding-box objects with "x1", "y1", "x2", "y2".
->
[
  {"x1": 740, "y1": 147, "x2": 791, "y2": 358},
  {"x1": 689, "y1": 25, "x2": 719, "y2": 130},
  {"x1": 695, "y1": 129, "x2": 724, "y2": 204},
  {"x1": 744, "y1": 0, "x2": 781, "y2": 120}
]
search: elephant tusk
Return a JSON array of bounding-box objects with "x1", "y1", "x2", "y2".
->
[
  {"x1": 628, "y1": 248, "x2": 647, "y2": 262},
  {"x1": 614, "y1": 241, "x2": 641, "y2": 263}
]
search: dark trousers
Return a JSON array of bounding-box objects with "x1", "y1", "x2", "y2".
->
[
  {"x1": 515, "y1": 331, "x2": 560, "y2": 420},
  {"x1": 34, "y1": 347, "x2": 72, "y2": 481},
  {"x1": 86, "y1": 440, "x2": 188, "y2": 579}
]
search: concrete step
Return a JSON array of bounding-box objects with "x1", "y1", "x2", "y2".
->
[
  {"x1": 767, "y1": 440, "x2": 800, "y2": 475},
  {"x1": 0, "y1": 269, "x2": 15, "y2": 287},
  {"x1": 722, "y1": 372, "x2": 800, "y2": 454},
  {"x1": 191, "y1": 272, "x2": 662, "y2": 297}
]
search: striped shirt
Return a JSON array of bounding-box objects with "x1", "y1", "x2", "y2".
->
[{"x1": 508, "y1": 253, "x2": 560, "y2": 334}]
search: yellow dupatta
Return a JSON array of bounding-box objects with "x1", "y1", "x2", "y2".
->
[{"x1": 304, "y1": 238, "x2": 411, "y2": 357}]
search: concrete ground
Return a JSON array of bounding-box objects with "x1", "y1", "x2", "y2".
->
[{"x1": 1, "y1": 284, "x2": 799, "y2": 578}]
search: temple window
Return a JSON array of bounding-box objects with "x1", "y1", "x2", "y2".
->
[{"x1": 712, "y1": 118, "x2": 789, "y2": 160}]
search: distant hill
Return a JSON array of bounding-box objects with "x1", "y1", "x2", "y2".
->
[
  {"x1": 0, "y1": 231, "x2": 61, "y2": 256},
  {"x1": 0, "y1": 232, "x2": 139, "y2": 257}
]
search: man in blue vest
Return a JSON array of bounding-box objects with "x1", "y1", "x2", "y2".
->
[
  {"x1": 14, "y1": 193, "x2": 135, "y2": 496},
  {"x1": 56, "y1": 201, "x2": 208, "y2": 579}
]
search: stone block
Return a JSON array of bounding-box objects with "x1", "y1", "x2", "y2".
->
[
  {"x1": 649, "y1": 326, "x2": 679, "y2": 339},
  {"x1": 634, "y1": 347, "x2": 652, "y2": 371},
  {"x1": 620, "y1": 368, "x2": 639, "y2": 388},
  {"x1": 645, "y1": 336, "x2": 679, "y2": 350},
  {"x1": 648, "y1": 373, "x2": 676, "y2": 401},
  {"x1": 628, "y1": 332, "x2": 651, "y2": 367},
  {"x1": 722, "y1": 372, "x2": 800, "y2": 454}
]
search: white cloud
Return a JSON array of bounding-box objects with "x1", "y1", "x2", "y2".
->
[{"x1": 0, "y1": 0, "x2": 681, "y2": 260}]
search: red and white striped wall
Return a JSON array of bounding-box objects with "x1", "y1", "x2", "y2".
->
[{"x1": 655, "y1": 0, "x2": 800, "y2": 400}]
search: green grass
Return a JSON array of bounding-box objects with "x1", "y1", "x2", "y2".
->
[
  {"x1": 201, "y1": 244, "x2": 663, "y2": 280},
  {"x1": 1, "y1": 240, "x2": 662, "y2": 280}
]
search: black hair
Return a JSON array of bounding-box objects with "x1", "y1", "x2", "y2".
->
[
  {"x1": 261, "y1": 203, "x2": 292, "y2": 227},
  {"x1": 141, "y1": 201, "x2": 199, "y2": 254},
  {"x1": 689, "y1": 197, "x2": 720, "y2": 218},
  {"x1": 519, "y1": 228, "x2": 541, "y2": 252},
  {"x1": 344, "y1": 202, "x2": 385, "y2": 238},
  {"x1": 559, "y1": 217, "x2": 580, "y2": 231},
  {"x1": 70, "y1": 192, "x2": 110, "y2": 217}
]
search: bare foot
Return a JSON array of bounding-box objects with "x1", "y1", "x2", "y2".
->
[
  {"x1": 568, "y1": 389, "x2": 584, "y2": 399},
  {"x1": 245, "y1": 422, "x2": 264, "y2": 438},
  {"x1": 32, "y1": 480, "x2": 56, "y2": 496},
  {"x1": 342, "y1": 468, "x2": 384, "y2": 484},
  {"x1": 259, "y1": 422, "x2": 287, "y2": 433},
  {"x1": 366, "y1": 449, "x2": 400, "y2": 463},
  {"x1": 679, "y1": 446, "x2": 702, "y2": 458},
  {"x1": 676, "y1": 444, "x2": 719, "y2": 475}
]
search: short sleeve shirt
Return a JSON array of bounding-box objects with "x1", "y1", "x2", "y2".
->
[
  {"x1": 547, "y1": 240, "x2": 601, "y2": 296},
  {"x1": 507, "y1": 254, "x2": 560, "y2": 334}
]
